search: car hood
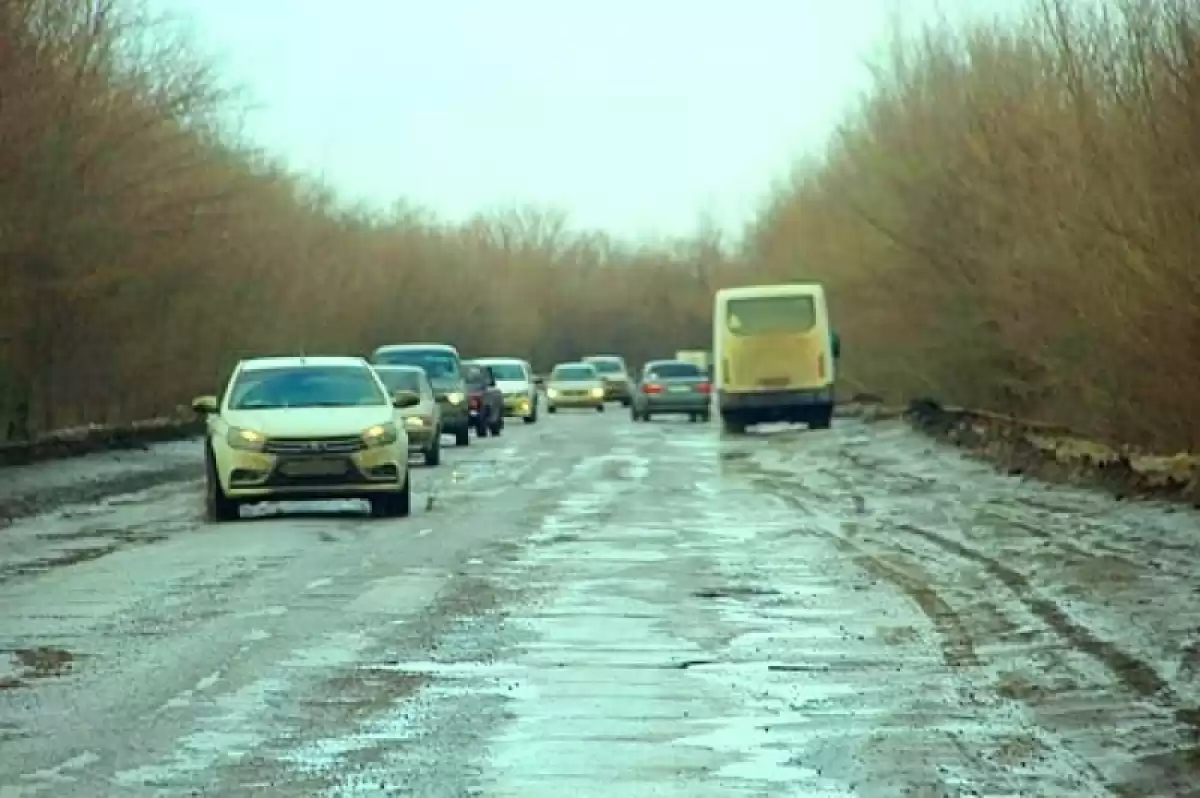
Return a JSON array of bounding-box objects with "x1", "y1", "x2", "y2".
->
[
  {"x1": 430, "y1": 378, "x2": 465, "y2": 394},
  {"x1": 496, "y1": 380, "x2": 530, "y2": 393},
  {"x1": 223, "y1": 407, "x2": 393, "y2": 438},
  {"x1": 397, "y1": 400, "x2": 437, "y2": 417}
]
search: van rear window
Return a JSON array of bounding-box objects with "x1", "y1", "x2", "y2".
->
[{"x1": 725, "y1": 296, "x2": 817, "y2": 336}]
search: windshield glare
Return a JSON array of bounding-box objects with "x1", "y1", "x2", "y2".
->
[
  {"x1": 645, "y1": 362, "x2": 700, "y2": 379},
  {"x1": 483, "y1": 363, "x2": 525, "y2": 381},
  {"x1": 373, "y1": 350, "x2": 460, "y2": 380},
  {"x1": 553, "y1": 366, "x2": 596, "y2": 381},
  {"x1": 229, "y1": 366, "x2": 387, "y2": 410},
  {"x1": 374, "y1": 369, "x2": 424, "y2": 394}
]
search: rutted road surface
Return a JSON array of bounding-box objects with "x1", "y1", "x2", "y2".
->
[{"x1": 1, "y1": 414, "x2": 1198, "y2": 796}]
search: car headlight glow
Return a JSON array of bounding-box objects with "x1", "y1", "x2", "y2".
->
[
  {"x1": 404, "y1": 415, "x2": 425, "y2": 428},
  {"x1": 444, "y1": 392, "x2": 464, "y2": 405},
  {"x1": 362, "y1": 421, "x2": 399, "y2": 447},
  {"x1": 227, "y1": 427, "x2": 266, "y2": 451},
  {"x1": 590, "y1": 387, "x2": 604, "y2": 398},
  {"x1": 546, "y1": 388, "x2": 559, "y2": 398}
]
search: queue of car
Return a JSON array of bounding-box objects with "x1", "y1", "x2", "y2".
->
[{"x1": 187, "y1": 282, "x2": 842, "y2": 524}]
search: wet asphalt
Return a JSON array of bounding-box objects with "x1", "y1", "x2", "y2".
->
[{"x1": 1, "y1": 405, "x2": 1199, "y2": 797}]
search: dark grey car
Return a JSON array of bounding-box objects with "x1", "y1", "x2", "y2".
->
[{"x1": 630, "y1": 360, "x2": 712, "y2": 423}]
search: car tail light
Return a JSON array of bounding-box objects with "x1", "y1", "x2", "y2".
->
[
  {"x1": 695, "y1": 382, "x2": 711, "y2": 394},
  {"x1": 643, "y1": 383, "x2": 663, "y2": 394},
  {"x1": 469, "y1": 394, "x2": 480, "y2": 409}
]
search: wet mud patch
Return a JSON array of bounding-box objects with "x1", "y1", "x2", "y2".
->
[
  {"x1": 1, "y1": 646, "x2": 81, "y2": 687},
  {"x1": 0, "y1": 543, "x2": 121, "y2": 581}
]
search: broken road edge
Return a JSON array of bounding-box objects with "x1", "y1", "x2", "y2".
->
[{"x1": 838, "y1": 395, "x2": 1200, "y2": 509}]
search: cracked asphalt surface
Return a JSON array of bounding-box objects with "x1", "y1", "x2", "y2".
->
[{"x1": 1, "y1": 411, "x2": 1198, "y2": 797}]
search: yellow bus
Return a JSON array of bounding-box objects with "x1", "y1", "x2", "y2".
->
[{"x1": 712, "y1": 283, "x2": 839, "y2": 433}]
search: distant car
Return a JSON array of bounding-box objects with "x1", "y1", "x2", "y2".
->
[
  {"x1": 472, "y1": 357, "x2": 539, "y2": 423},
  {"x1": 582, "y1": 355, "x2": 633, "y2": 406},
  {"x1": 372, "y1": 364, "x2": 442, "y2": 466},
  {"x1": 631, "y1": 359, "x2": 712, "y2": 423},
  {"x1": 462, "y1": 361, "x2": 505, "y2": 437},
  {"x1": 545, "y1": 362, "x2": 605, "y2": 413},
  {"x1": 191, "y1": 355, "x2": 420, "y2": 522},
  {"x1": 371, "y1": 343, "x2": 470, "y2": 447}
]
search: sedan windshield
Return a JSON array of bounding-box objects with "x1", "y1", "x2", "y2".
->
[
  {"x1": 552, "y1": 365, "x2": 597, "y2": 381},
  {"x1": 483, "y1": 362, "x2": 526, "y2": 380},
  {"x1": 374, "y1": 368, "x2": 424, "y2": 394},
  {"x1": 588, "y1": 359, "x2": 623, "y2": 374},
  {"x1": 229, "y1": 366, "x2": 387, "y2": 410},
  {"x1": 373, "y1": 349, "x2": 460, "y2": 380}
]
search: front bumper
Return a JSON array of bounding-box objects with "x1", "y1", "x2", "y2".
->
[
  {"x1": 437, "y1": 399, "x2": 469, "y2": 431},
  {"x1": 548, "y1": 391, "x2": 604, "y2": 408},
  {"x1": 601, "y1": 380, "x2": 632, "y2": 400},
  {"x1": 402, "y1": 418, "x2": 437, "y2": 450},
  {"x1": 219, "y1": 444, "x2": 406, "y2": 500},
  {"x1": 502, "y1": 394, "x2": 535, "y2": 417}
]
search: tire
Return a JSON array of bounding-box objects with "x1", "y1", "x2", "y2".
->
[
  {"x1": 700, "y1": 412, "x2": 711, "y2": 423},
  {"x1": 204, "y1": 446, "x2": 239, "y2": 522},
  {"x1": 371, "y1": 474, "x2": 411, "y2": 518},
  {"x1": 474, "y1": 415, "x2": 488, "y2": 437},
  {"x1": 620, "y1": 398, "x2": 631, "y2": 407},
  {"x1": 643, "y1": 411, "x2": 652, "y2": 422},
  {"x1": 809, "y1": 407, "x2": 834, "y2": 430},
  {"x1": 489, "y1": 411, "x2": 502, "y2": 435},
  {"x1": 455, "y1": 426, "x2": 470, "y2": 446},
  {"x1": 524, "y1": 398, "x2": 538, "y2": 424},
  {"x1": 721, "y1": 413, "x2": 746, "y2": 435},
  {"x1": 424, "y1": 434, "x2": 441, "y2": 466},
  {"x1": 688, "y1": 413, "x2": 697, "y2": 422},
  {"x1": 548, "y1": 405, "x2": 557, "y2": 414},
  {"x1": 596, "y1": 404, "x2": 605, "y2": 413}
]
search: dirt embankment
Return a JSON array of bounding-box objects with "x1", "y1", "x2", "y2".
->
[
  {"x1": 840, "y1": 395, "x2": 1200, "y2": 508},
  {"x1": 0, "y1": 414, "x2": 204, "y2": 468}
]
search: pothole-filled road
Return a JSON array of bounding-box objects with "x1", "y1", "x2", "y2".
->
[{"x1": 1, "y1": 411, "x2": 1197, "y2": 797}]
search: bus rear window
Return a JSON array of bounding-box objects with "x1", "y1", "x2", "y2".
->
[{"x1": 725, "y1": 296, "x2": 817, "y2": 336}]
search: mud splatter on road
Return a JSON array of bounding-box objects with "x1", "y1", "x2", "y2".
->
[{"x1": 0, "y1": 413, "x2": 1197, "y2": 796}]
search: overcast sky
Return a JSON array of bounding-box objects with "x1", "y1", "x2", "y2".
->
[{"x1": 153, "y1": 0, "x2": 1014, "y2": 239}]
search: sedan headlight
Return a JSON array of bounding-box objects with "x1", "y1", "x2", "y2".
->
[
  {"x1": 444, "y1": 392, "x2": 464, "y2": 405},
  {"x1": 227, "y1": 426, "x2": 266, "y2": 451},
  {"x1": 589, "y1": 387, "x2": 604, "y2": 398},
  {"x1": 362, "y1": 421, "x2": 399, "y2": 448},
  {"x1": 546, "y1": 388, "x2": 559, "y2": 398},
  {"x1": 404, "y1": 415, "x2": 426, "y2": 428}
]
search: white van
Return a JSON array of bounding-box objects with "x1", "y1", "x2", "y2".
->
[{"x1": 712, "y1": 283, "x2": 838, "y2": 433}]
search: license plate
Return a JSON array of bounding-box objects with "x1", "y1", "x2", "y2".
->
[
  {"x1": 280, "y1": 458, "x2": 348, "y2": 477},
  {"x1": 669, "y1": 385, "x2": 691, "y2": 393}
]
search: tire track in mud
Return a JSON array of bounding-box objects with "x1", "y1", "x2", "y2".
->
[
  {"x1": 891, "y1": 521, "x2": 1200, "y2": 733},
  {"x1": 738, "y1": 442, "x2": 1200, "y2": 794}
]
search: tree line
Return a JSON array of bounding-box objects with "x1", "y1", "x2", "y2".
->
[{"x1": 2, "y1": 0, "x2": 1196, "y2": 453}]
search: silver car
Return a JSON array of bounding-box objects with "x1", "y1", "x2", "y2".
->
[
  {"x1": 546, "y1": 362, "x2": 606, "y2": 413},
  {"x1": 630, "y1": 359, "x2": 712, "y2": 422}
]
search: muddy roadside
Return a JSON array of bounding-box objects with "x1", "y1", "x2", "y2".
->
[
  {"x1": 837, "y1": 395, "x2": 1200, "y2": 508},
  {"x1": 0, "y1": 438, "x2": 204, "y2": 527}
]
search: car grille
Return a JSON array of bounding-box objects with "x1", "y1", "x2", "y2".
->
[{"x1": 263, "y1": 436, "x2": 366, "y2": 455}]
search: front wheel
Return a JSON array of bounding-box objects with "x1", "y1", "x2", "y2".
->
[
  {"x1": 620, "y1": 398, "x2": 631, "y2": 407},
  {"x1": 371, "y1": 476, "x2": 411, "y2": 517},
  {"x1": 204, "y1": 447, "x2": 240, "y2": 522},
  {"x1": 596, "y1": 404, "x2": 605, "y2": 413},
  {"x1": 424, "y1": 434, "x2": 441, "y2": 466},
  {"x1": 547, "y1": 405, "x2": 557, "y2": 414}
]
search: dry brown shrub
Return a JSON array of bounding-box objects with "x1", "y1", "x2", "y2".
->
[
  {"x1": 0, "y1": 0, "x2": 738, "y2": 441},
  {"x1": 745, "y1": 0, "x2": 1200, "y2": 452}
]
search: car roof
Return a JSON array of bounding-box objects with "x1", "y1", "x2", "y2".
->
[
  {"x1": 238, "y1": 356, "x2": 369, "y2": 371},
  {"x1": 644, "y1": 359, "x2": 694, "y2": 368},
  {"x1": 371, "y1": 363, "x2": 427, "y2": 374},
  {"x1": 552, "y1": 361, "x2": 595, "y2": 370},
  {"x1": 472, "y1": 357, "x2": 524, "y2": 365},
  {"x1": 582, "y1": 355, "x2": 624, "y2": 361},
  {"x1": 373, "y1": 343, "x2": 458, "y2": 353}
]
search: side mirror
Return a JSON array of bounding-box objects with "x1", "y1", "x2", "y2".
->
[
  {"x1": 192, "y1": 395, "x2": 218, "y2": 415},
  {"x1": 392, "y1": 390, "x2": 421, "y2": 409},
  {"x1": 533, "y1": 375, "x2": 545, "y2": 386}
]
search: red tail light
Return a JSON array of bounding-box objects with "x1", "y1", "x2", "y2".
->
[
  {"x1": 643, "y1": 383, "x2": 664, "y2": 394},
  {"x1": 695, "y1": 382, "x2": 711, "y2": 394},
  {"x1": 469, "y1": 394, "x2": 480, "y2": 409}
]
